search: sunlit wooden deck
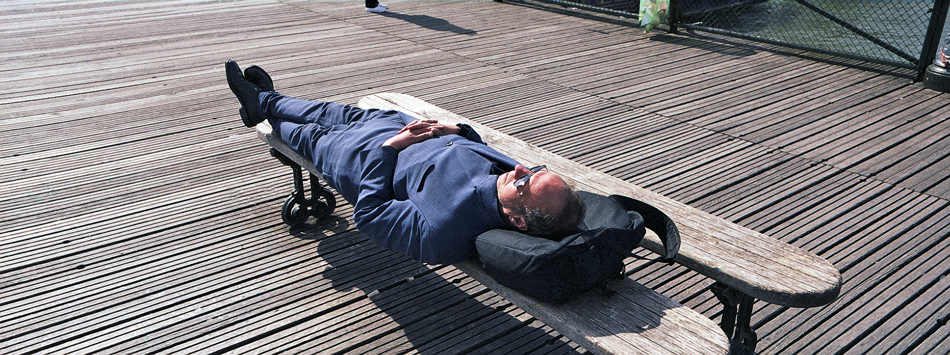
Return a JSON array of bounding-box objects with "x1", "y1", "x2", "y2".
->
[{"x1": 2, "y1": 0, "x2": 950, "y2": 354}]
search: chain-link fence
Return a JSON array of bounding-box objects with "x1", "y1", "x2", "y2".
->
[{"x1": 535, "y1": 0, "x2": 950, "y2": 79}]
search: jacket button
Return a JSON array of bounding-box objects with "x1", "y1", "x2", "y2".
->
[{"x1": 446, "y1": 141, "x2": 453, "y2": 146}]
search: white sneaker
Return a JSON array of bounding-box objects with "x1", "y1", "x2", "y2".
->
[{"x1": 366, "y1": 4, "x2": 387, "y2": 12}]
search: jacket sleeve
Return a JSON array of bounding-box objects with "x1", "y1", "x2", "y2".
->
[
  {"x1": 456, "y1": 123, "x2": 485, "y2": 144},
  {"x1": 352, "y1": 145, "x2": 447, "y2": 264},
  {"x1": 395, "y1": 112, "x2": 484, "y2": 144}
]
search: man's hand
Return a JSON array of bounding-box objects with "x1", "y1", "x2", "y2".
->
[{"x1": 383, "y1": 120, "x2": 461, "y2": 150}]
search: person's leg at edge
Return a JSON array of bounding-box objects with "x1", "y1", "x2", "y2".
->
[{"x1": 366, "y1": 0, "x2": 386, "y2": 12}]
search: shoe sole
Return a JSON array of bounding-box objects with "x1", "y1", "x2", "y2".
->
[{"x1": 245, "y1": 65, "x2": 274, "y2": 92}]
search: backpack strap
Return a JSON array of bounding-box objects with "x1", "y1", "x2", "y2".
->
[{"x1": 608, "y1": 195, "x2": 681, "y2": 263}]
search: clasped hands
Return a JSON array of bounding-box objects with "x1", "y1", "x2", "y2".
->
[{"x1": 383, "y1": 120, "x2": 461, "y2": 151}]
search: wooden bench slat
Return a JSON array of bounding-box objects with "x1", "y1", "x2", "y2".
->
[{"x1": 455, "y1": 260, "x2": 730, "y2": 355}]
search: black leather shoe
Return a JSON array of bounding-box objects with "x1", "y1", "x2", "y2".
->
[
  {"x1": 225, "y1": 60, "x2": 265, "y2": 127},
  {"x1": 244, "y1": 65, "x2": 274, "y2": 92}
]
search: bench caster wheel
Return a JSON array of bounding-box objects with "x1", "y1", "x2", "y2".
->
[
  {"x1": 282, "y1": 195, "x2": 310, "y2": 227},
  {"x1": 280, "y1": 187, "x2": 336, "y2": 227},
  {"x1": 311, "y1": 189, "x2": 336, "y2": 220},
  {"x1": 269, "y1": 148, "x2": 338, "y2": 227}
]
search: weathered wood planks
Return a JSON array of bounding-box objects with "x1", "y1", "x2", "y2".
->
[{"x1": 3, "y1": 0, "x2": 950, "y2": 353}]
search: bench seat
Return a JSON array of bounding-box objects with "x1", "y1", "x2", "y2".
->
[
  {"x1": 356, "y1": 93, "x2": 841, "y2": 310},
  {"x1": 255, "y1": 92, "x2": 841, "y2": 354}
]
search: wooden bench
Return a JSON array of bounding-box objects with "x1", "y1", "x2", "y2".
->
[{"x1": 256, "y1": 93, "x2": 842, "y2": 354}]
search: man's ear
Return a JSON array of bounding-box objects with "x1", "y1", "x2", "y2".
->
[
  {"x1": 506, "y1": 213, "x2": 528, "y2": 231},
  {"x1": 499, "y1": 200, "x2": 529, "y2": 231}
]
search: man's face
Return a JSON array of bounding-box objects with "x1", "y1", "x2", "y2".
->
[{"x1": 496, "y1": 165, "x2": 569, "y2": 229}]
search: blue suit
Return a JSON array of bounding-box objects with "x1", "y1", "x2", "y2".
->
[{"x1": 261, "y1": 92, "x2": 519, "y2": 264}]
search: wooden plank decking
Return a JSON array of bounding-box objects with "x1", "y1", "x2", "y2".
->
[{"x1": 2, "y1": 0, "x2": 949, "y2": 354}]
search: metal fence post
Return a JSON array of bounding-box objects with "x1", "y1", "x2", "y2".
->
[
  {"x1": 919, "y1": 0, "x2": 950, "y2": 82},
  {"x1": 668, "y1": 0, "x2": 679, "y2": 33}
]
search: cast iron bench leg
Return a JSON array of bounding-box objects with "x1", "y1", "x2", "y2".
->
[
  {"x1": 711, "y1": 282, "x2": 758, "y2": 355},
  {"x1": 269, "y1": 148, "x2": 336, "y2": 226}
]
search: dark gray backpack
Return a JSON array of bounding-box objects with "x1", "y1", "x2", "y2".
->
[{"x1": 474, "y1": 191, "x2": 680, "y2": 303}]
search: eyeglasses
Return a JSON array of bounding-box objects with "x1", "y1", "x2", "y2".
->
[
  {"x1": 512, "y1": 165, "x2": 546, "y2": 213},
  {"x1": 513, "y1": 165, "x2": 547, "y2": 194}
]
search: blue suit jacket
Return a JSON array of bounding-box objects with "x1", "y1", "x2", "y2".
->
[{"x1": 311, "y1": 109, "x2": 519, "y2": 264}]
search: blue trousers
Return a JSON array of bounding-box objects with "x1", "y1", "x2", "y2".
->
[
  {"x1": 259, "y1": 91, "x2": 412, "y2": 204},
  {"x1": 261, "y1": 92, "x2": 382, "y2": 161}
]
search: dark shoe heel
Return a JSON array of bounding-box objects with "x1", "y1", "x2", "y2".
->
[{"x1": 240, "y1": 107, "x2": 254, "y2": 127}]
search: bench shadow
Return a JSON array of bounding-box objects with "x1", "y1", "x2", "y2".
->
[
  {"x1": 378, "y1": 11, "x2": 477, "y2": 35},
  {"x1": 285, "y1": 219, "x2": 584, "y2": 354}
]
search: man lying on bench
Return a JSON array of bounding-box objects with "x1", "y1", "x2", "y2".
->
[{"x1": 225, "y1": 60, "x2": 586, "y2": 265}]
